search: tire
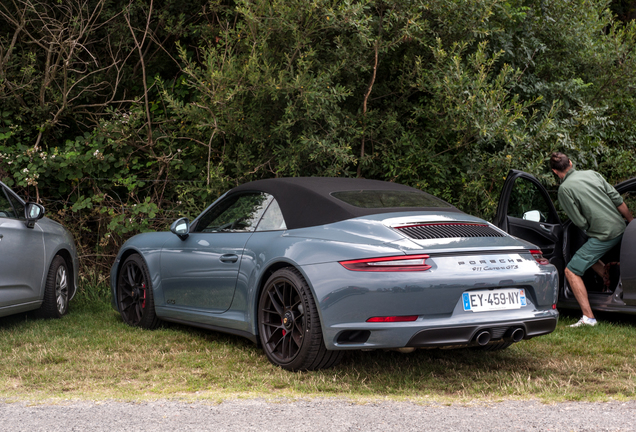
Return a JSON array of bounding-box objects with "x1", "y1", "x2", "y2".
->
[
  {"x1": 36, "y1": 255, "x2": 70, "y2": 319},
  {"x1": 116, "y1": 254, "x2": 160, "y2": 329},
  {"x1": 258, "y1": 268, "x2": 343, "y2": 371},
  {"x1": 473, "y1": 340, "x2": 513, "y2": 351}
]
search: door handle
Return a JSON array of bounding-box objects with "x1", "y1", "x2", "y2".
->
[
  {"x1": 220, "y1": 254, "x2": 239, "y2": 263},
  {"x1": 539, "y1": 224, "x2": 551, "y2": 232}
]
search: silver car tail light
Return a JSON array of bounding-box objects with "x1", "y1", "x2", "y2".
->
[
  {"x1": 339, "y1": 254, "x2": 431, "y2": 272},
  {"x1": 530, "y1": 249, "x2": 550, "y2": 265}
]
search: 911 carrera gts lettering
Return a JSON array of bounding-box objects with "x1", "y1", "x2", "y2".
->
[{"x1": 472, "y1": 265, "x2": 519, "y2": 271}]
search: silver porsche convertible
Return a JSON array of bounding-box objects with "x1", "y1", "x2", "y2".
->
[
  {"x1": 0, "y1": 181, "x2": 78, "y2": 319},
  {"x1": 110, "y1": 178, "x2": 558, "y2": 370}
]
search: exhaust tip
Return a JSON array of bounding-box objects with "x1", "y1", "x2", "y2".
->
[
  {"x1": 511, "y1": 327, "x2": 525, "y2": 342},
  {"x1": 476, "y1": 331, "x2": 491, "y2": 346}
]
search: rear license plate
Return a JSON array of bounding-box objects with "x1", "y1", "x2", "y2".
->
[{"x1": 462, "y1": 289, "x2": 526, "y2": 312}]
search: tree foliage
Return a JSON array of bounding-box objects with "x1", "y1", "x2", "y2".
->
[{"x1": 1, "y1": 0, "x2": 635, "y2": 277}]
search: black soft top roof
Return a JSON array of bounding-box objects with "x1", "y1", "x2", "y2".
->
[{"x1": 229, "y1": 177, "x2": 460, "y2": 230}]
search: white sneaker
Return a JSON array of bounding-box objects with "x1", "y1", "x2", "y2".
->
[{"x1": 570, "y1": 316, "x2": 597, "y2": 327}]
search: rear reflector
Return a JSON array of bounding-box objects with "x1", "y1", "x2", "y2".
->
[
  {"x1": 530, "y1": 249, "x2": 550, "y2": 265},
  {"x1": 367, "y1": 315, "x2": 419, "y2": 322},
  {"x1": 339, "y1": 254, "x2": 431, "y2": 272}
]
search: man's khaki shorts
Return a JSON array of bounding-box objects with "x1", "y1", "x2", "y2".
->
[{"x1": 567, "y1": 234, "x2": 623, "y2": 276}]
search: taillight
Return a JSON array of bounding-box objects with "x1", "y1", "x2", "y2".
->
[
  {"x1": 339, "y1": 254, "x2": 431, "y2": 272},
  {"x1": 367, "y1": 315, "x2": 419, "y2": 322},
  {"x1": 530, "y1": 249, "x2": 550, "y2": 265}
]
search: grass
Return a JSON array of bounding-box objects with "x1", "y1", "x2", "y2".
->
[{"x1": 1, "y1": 294, "x2": 635, "y2": 403}]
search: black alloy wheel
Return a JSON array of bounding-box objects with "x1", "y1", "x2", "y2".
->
[
  {"x1": 258, "y1": 268, "x2": 343, "y2": 371},
  {"x1": 117, "y1": 254, "x2": 160, "y2": 329}
]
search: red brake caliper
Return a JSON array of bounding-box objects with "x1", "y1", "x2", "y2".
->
[{"x1": 141, "y1": 283, "x2": 146, "y2": 308}]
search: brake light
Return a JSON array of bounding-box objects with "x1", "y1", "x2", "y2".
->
[
  {"x1": 367, "y1": 315, "x2": 419, "y2": 322},
  {"x1": 339, "y1": 254, "x2": 431, "y2": 272},
  {"x1": 530, "y1": 249, "x2": 550, "y2": 265}
]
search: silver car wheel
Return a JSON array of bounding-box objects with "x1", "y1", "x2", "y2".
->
[
  {"x1": 37, "y1": 255, "x2": 71, "y2": 319},
  {"x1": 55, "y1": 265, "x2": 69, "y2": 315}
]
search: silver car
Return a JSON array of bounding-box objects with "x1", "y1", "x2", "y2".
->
[
  {"x1": 111, "y1": 177, "x2": 559, "y2": 371},
  {"x1": 0, "y1": 181, "x2": 78, "y2": 318}
]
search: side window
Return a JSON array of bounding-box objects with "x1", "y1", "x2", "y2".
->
[
  {"x1": 507, "y1": 178, "x2": 552, "y2": 223},
  {"x1": 6, "y1": 189, "x2": 25, "y2": 220},
  {"x1": 256, "y1": 199, "x2": 287, "y2": 231},
  {"x1": 194, "y1": 193, "x2": 272, "y2": 233},
  {"x1": 0, "y1": 187, "x2": 24, "y2": 219},
  {"x1": 0, "y1": 188, "x2": 15, "y2": 218}
]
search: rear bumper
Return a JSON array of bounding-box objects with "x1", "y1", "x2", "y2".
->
[
  {"x1": 406, "y1": 316, "x2": 557, "y2": 347},
  {"x1": 301, "y1": 254, "x2": 559, "y2": 350},
  {"x1": 324, "y1": 308, "x2": 559, "y2": 350}
]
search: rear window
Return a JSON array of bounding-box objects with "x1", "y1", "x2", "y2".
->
[{"x1": 331, "y1": 190, "x2": 452, "y2": 208}]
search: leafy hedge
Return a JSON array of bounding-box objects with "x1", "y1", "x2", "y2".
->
[{"x1": 1, "y1": 0, "x2": 635, "y2": 278}]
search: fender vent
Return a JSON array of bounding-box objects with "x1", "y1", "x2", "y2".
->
[{"x1": 395, "y1": 223, "x2": 505, "y2": 240}]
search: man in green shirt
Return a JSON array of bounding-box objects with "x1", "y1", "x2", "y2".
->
[{"x1": 550, "y1": 152, "x2": 633, "y2": 327}]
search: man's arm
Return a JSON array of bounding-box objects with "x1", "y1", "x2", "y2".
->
[
  {"x1": 597, "y1": 172, "x2": 624, "y2": 207},
  {"x1": 617, "y1": 202, "x2": 634, "y2": 223}
]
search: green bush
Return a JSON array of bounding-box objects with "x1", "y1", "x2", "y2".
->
[{"x1": 1, "y1": 0, "x2": 635, "y2": 278}]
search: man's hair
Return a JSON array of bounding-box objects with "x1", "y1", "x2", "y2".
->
[{"x1": 550, "y1": 152, "x2": 570, "y2": 172}]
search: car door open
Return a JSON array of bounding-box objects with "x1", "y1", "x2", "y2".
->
[
  {"x1": 620, "y1": 220, "x2": 636, "y2": 305},
  {"x1": 495, "y1": 170, "x2": 565, "y2": 276},
  {"x1": 616, "y1": 178, "x2": 636, "y2": 305}
]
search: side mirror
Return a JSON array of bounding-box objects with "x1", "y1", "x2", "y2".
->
[
  {"x1": 24, "y1": 202, "x2": 45, "y2": 228},
  {"x1": 522, "y1": 210, "x2": 542, "y2": 222},
  {"x1": 170, "y1": 217, "x2": 190, "y2": 241}
]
